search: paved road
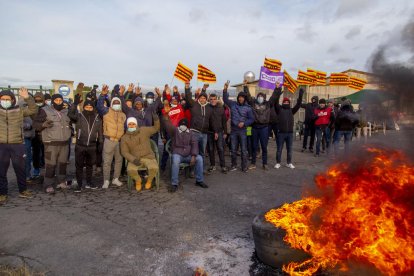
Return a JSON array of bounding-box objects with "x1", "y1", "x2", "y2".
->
[{"x1": 0, "y1": 129, "x2": 411, "y2": 276}]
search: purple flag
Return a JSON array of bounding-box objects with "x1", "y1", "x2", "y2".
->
[{"x1": 258, "y1": 66, "x2": 284, "y2": 90}]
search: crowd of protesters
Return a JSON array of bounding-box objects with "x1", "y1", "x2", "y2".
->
[{"x1": 0, "y1": 80, "x2": 368, "y2": 202}]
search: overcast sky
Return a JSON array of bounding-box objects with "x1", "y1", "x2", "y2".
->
[{"x1": 0, "y1": 0, "x2": 413, "y2": 89}]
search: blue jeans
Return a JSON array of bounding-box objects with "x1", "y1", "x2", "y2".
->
[
  {"x1": 171, "y1": 154, "x2": 203, "y2": 186},
  {"x1": 230, "y1": 130, "x2": 248, "y2": 170},
  {"x1": 252, "y1": 126, "x2": 269, "y2": 165},
  {"x1": 315, "y1": 126, "x2": 330, "y2": 155},
  {"x1": 191, "y1": 131, "x2": 208, "y2": 156},
  {"x1": 334, "y1": 130, "x2": 352, "y2": 154},
  {"x1": 276, "y1": 132, "x2": 293, "y2": 164},
  {"x1": 24, "y1": 138, "x2": 32, "y2": 179}
]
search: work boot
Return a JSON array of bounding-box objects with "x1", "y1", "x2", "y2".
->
[
  {"x1": 195, "y1": 182, "x2": 208, "y2": 188},
  {"x1": 144, "y1": 180, "x2": 152, "y2": 190},
  {"x1": 135, "y1": 179, "x2": 142, "y2": 192},
  {"x1": 0, "y1": 194, "x2": 8, "y2": 203},
  {"x1": 19, "y1": 190, "x2": 33, "y2": 198}
]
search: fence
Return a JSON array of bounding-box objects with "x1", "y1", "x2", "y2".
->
[{"x1": 0, "y1": 85, "x2": 54, "y2": 96}]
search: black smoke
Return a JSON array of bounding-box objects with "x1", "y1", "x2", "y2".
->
[{"x1": 368, "y1": 20, "x2": 414, "y2": 117}]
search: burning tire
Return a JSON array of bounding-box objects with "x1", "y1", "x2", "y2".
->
[{"x1": 252, "y1": 211, "x2": 310, "y2": 268}]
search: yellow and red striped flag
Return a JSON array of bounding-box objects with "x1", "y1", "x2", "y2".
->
[
  {"x1": 264, "y1": 57, "x2": 282, "y2": 72},
  {"x1": 197, "y1": 64, "x2": 217, "y2": 83},
  {"x1": 174, "y1": 62, "x2": 194, "y2": 83},
  {"x1": 348, "y1": 76, "x2": 367, "y2": 90},
  {"x1": 307, "y1": 68, "x2": 327, "y2": 85},
  {"x1": 297, "y1": 70, "x2": 316, "y2": 85},
  {"x1": 283, "y1": 70, "x2": 298, "y2": 94},
  {"x1": 329, "y1": 73, "x2": 349, "y2": 86}
]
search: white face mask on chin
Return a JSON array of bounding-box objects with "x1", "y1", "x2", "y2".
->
[{"x1": 178, "y1": 125, "x2": 187, "y2": 132}]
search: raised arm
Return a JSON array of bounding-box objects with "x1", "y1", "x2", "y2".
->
[
  {"x1": 243, "y1": 81, "x2": 254, "y2": 106},
  {"x1": 222, "y1": 81, "x2": 235, "y2": 107},
  {"x1": 274, "y1": 88, "x2": 283, "y2": 114},
  {"x1": 268, "y1": 83, "x2": 281, "y2": 107},
  {"x1": 97, "y1": 84, "x2": 110, "y2": 117},
  {"x1": 184, "y1": 82, "x2": 195, "y2": 107},
  {"x1": 162, "y1": 114, "x2": 177, "y2": 137},
  {"x1": 292, "y1": 89, "x2": 305, "y2": 115},
  {"x1": 19, "y1": 88, "x2": 37, "y2": 117}
]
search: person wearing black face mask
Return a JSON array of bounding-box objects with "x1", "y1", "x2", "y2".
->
[
  {"x1": 33, "y1": 93, "x2": 72, "y2": 194},
  {"x1": 68, "y1": 95, "x2": 103, "y2": 192}
]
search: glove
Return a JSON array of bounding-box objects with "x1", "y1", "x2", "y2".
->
[
  {"x1": 74, "y1": 94, "x2": 83, "y2": 106},
  {"x1": 42, "y1": 120, "x2": 54, "y2": 128},
  {"x1": 132, "y1": 159, "x2": 141, "y2": 166}
]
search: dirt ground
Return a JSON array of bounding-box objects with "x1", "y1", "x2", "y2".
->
[{"x1": 0, "y1": 129, "x2": 411, "y2": 276}]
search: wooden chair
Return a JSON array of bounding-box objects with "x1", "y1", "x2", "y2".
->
[{"x1": 127, "y1": 140, "x2": 160, "y2": 191}]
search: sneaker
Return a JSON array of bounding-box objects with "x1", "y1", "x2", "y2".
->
[
  {"x1": 19, "y1": 190, "x2": 33, "y2": 198},
  {"x1": 309, "y1": 149, "x2": 314, "y2": 153},
  {"x1": 248, "y1": 164, "x2": 256, "y2": 170},
  {"x1": 0, "y1": 194, "x2": 8, "y2": 203},
  {"x1": 263, "y1": 165, "x2": 269, "y2": 171},
  {"x1": 102, "y1": 180, "x2": 110, "y2": 189},
  {"x1": 74, "y1": 185, "x2": 82, "y2": 193},
  {"x1": 195, "y1": 182, "x2": 209, "y2": 188},
  {"x1": 286, "y1": 163, "x2": 295, "y2": 169},
  {"x1": 274, "y1": 163, "x2": 281, "y2": 169},
  {"x1": 314, "y1": 153, "x2": 320, "y2": 157},
  {"x1": 169, "y1": 185, "x2": 178, "y2": 193},
  {"x1": 221, "y1": 167, "x2": 228, "y2": 174},
  {"x1": 56, "y1": 182, "x2": 69, "y2": 189},
  {"x1": 85, "y1": 184, "x2": 91, "y2": 189},
  {"x1": 207, "y1": 166, "x2": 216, "y2": 173},
  {"x1": 241, "y1": 168, "x2": 248, "y2": 173},
  {"x1": 112, "y1": 178, "x2": 123, "y2": 187},
  {"x1": 301, "y1": 148, "x2": 306, "y2": 152},
  {"x1": 90, "y1": 184, "x2": 98, "y2": 190},
  {"x1": 230, "y1": 166, "x2": 237, "y2": 172}
]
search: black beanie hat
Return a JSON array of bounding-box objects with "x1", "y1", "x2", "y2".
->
[
  {"x1": 319, "y1": 98, "x2": 326, "y2": 104},
  {"x1": 178, "y1": 118, "x2": 189, "y2": 127},
  {"x1": 83, "y1": 100, "x2": 94, "y2": 108},
  {"x1": 51, "y1": 94, "x2": 63, "y2": 101},
  {"x1": 44, "y1": 93, "x2": 51, "y2": 100}
]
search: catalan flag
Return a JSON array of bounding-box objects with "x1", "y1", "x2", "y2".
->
[
  {"x1": 348, "y1": 76, "x2": 367, "y2": 90},
  {"x1": 283, "y1": 70, "x2": 298, "y2": 94},
  {"x1": 297, "y1": 70, "x2": 316, "y2": 85},
  {"x1": 264, "y1": 57, "x2": 282, "y2": 72},
  {"x1": 197, "y1": 64, "x2": 217, "y2": 83},
  {"x1": 174, "y1": 62, "x2": 194, "y2": 83},
  {"x1": 307, "y1": 68, "x2": 327, "y2": 85},
  {"x1": 329, "y1": 73, "x2": 349, "y2": 86}
]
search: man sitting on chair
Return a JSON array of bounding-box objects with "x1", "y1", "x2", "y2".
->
[
  {"x1": 120, "y1": 116, "x2": 160, "y2": 191},
  {"x1": 163, "y1": 115, "x2": 207, "y2": 193}
]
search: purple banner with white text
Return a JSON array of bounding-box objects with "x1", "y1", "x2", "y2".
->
[{"x1": 258, "y1": 66, "x2": 284, "y2": 90}]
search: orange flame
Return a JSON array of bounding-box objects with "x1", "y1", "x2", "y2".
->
[{"x1": 265, "y1": 148, "x2": 414, "y2": 275}]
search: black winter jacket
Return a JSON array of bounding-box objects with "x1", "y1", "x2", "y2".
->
[
  {"x1": 301, "y1": 96, "x2": 319, "y2": 124},
  {"x1": 335, "y1": 105, "x2": 359, "y2": 131},
  {"x1": 185, "y1": 87, "x2": 212, "y2": 133},
  {"x1": 275, "y1": 89, "x2": 304, "y2": 133},
  {"x1": 68, "y1": 105, "x2": 103, "y2": 147},
  {"x1": 245, "y1": 86, "x2": 278, "y2": 128},
  {"x1": 209, "y1": 103, "x2": 227, "y2": 134}
]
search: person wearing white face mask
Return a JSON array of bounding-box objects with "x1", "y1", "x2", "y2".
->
[
  {"x1": 120, "y1": 116, "x2": 160, "y2": 192},
  {"x1": 97, "y1": 84, "x2": 126, "y2": 189},
  {"x1": 245, "y1": 82, "x2": 279, "y2": 171},
  {"x1": 32, "y1": 92, "x2": 47, "y2": 179},
  {"x1": 0, "y1": 88, "x2": 37, "y2": 203}
]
